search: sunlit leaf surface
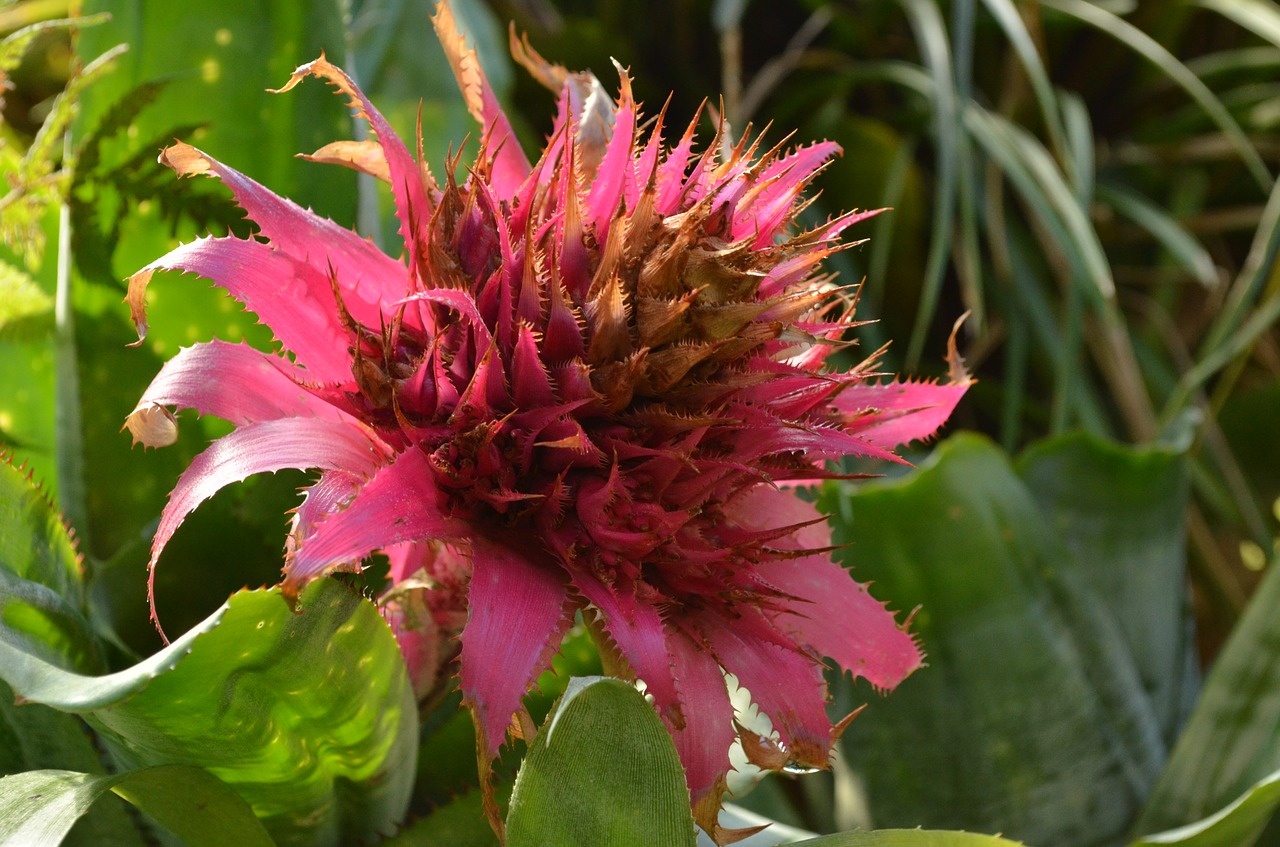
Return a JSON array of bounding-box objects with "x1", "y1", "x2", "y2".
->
[
  {"x1": 0, "y1": 578, "x2": 417, "y2": 847},
  {"x1": 0, "y1": 765, "x2": 274, "y2": 847}
]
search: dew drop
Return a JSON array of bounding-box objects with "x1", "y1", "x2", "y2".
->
[{"x1": 781, "y1": 761, "x2": 821, "y2": 776}]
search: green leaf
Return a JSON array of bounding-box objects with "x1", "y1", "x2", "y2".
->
[
  {"x1": 1017, "y1": 432, "x2": 1195, "y2": 740},
  {"x1": 0, "y1": 389, "x2": 138, "y2": 847},
  {"x1": 898, "y1": 0, "x2": 958, "y2": 369},
  {"x1": 791, "y1": 831, "x2": 1026, "y2": 846},
  {"x1": 506, "y1": 676, "x2": 697, "y2": 847},
  {"x1": 826, "y1": 434, "x2": 1189, "y2": 846},
  {"x1": 0, "y1": 453, "x2": 101, "y2": 675},
  {"x1": 0, "y1": 263, "x2": 53, "y2": 342},
  {"x1": 1135, "y1": 552, "x2": 1280, "y2": 838},
  {"x1": 0, "y1": 15, "x2": 109, "y2": 75},
  {"x1": 1096, "y1": 183, "x2": 1218, "y2": 288},
  {"x1": 0, "y1": 765, "x2": 275, "y2": 847},
  {"x1": 0, "y1": 684, "x2": 145, "y2": 847},
  {"x1": 965, "y1": 103, "x2": 1114, "y2": 303},
  {"x1": 0, "y1": 578, "x2": 417, "y2": 847},
  {"x1": 977, "y1": 0, "x2": 1069, "y2": 166},
  {"x1": 1131, "y1": 770, "x2": 1280, "y2": 847},
  {"x1": 1040, "y1": 0, "x2": 1272, "y2": 192},
  {"x1": 1196, "y1": 0, "x2": 1280, "y2": 52}
]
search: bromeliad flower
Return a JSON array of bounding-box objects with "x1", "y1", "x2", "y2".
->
[{"x1": 125, "y1": 4, "x2": 969, "y2": 841}]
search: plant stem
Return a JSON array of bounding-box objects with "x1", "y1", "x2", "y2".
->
[{"x1": 54, "y1": 134, "x2": 88, "y2": 548}]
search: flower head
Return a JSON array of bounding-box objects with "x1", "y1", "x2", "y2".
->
[{"x1": 126, "y1": 4, "x2": 968, "y2": 840}]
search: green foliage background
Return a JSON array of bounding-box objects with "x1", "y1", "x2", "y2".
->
[{"x1": 2, "y1": 0, "x2": 1280, "y2": 845}]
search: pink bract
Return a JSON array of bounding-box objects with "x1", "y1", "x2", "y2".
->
[{"x1": 125, "y1": 5, "x2": 969, "y2": 841}]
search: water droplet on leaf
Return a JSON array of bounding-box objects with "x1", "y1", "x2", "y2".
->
[{"x1": 781, "y1": 761, "x2": 821, "y2": 776}]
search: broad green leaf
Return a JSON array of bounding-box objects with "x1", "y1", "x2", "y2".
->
[
  {"x1": 828, "y1": 434, "x2": 1185, "y2": 847},
  {"x1": 1135, "y1": 554, "x2": 1280, "y2": 837},
  {"x1": 0, "y1": 578, "x2": 417, "y2": 847},
  {"x1": 1132, "y1": 770, "x2": 1280, "y2": 847},
  {"x1": 791, "y1": 832, "x2": 1025, "y2": 846},
  {"x1": 1017, "y1": 432, "x2": 1194, "y2": 741},
  {"x1": 0, "y1": 765, "x2": 274, "y2": 847},
  {"x1": 506, "y1": 676, "x2": 697, "y2": 847}
]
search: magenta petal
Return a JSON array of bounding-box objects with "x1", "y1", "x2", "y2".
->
[
  {"x1": 667, "y1": 630, "x2": 735, "y2": 827},
  {"x1": 130, "y1": 340, "x2": 352, "y2": 428},
  {"x1": 459, "y1": 536, "x2": 573, "y2": 757},
  {"x1": 732, "y1": 142, "x2": 840, "y2": 246},
  {"x1": 432, "y1": 2, "x2": 531, "y2": 198},
  {"x1": 511, "y1": 325, "x2": 556, "y2": 408},
  {"x1": 275, "y1": 56, "x2": 433, "y2": 278},
  {"x1": 574, "y1": 575, "x2": 681, "y2": 713},
  {"x1": 160, "y1": 142, "x2": 409, "y2": 317},
  {"x1": 285, "y1": 447, "x2": 467, "y2": 590},
  {"x1": 655, "y1": 110, "x2": 701, "y2": 215},
  {"x1": 129, "y1": 237, "x2": 353, "y2": 382},
  {"x1": 836, "y1": 379, "x2": 970, "y2": 450},
  {"x1": 703, "y1": 611, "x2": 832, "y2": 768},
  {"x1": 289, "y1": 470, "x2": 364, "y2": 543},
  {"x1": 149, "y1": 418, "x2": 391, "y2": 623},
  {"x1": 773, "y1": 552, "x2": 923, "y2": 689},
  {"x1": 398, "y1": 288, "x2": 492, "y2": 348},
  {"x1": 585, "y1": 67, "x2": 636, "y2": 238},
  {"x1": 729, "y1": 486, "x2": 922, "y2": 688}
]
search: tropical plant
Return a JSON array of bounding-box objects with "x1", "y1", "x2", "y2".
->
[{"x1": 2, "y1": 1, "x2": 1279, "y2": 845}]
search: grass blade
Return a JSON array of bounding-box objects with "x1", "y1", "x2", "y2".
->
[
  {"x1": 1135, "y1": 556, "x2": 1280, "y2": 834},
  {"x1": 1041, "y1": 0, "x2": 1272, "y2": 192},
  {"x1": 1197, "y1": 0, "x2": 1280, "y2": 51},
  {"x1": 1097, "y1": 182, "x2": 1219, "y2": 287},
  {"x1": 899, "y1": 0, "x2": 959, "y2": 369},
  {"x1": 977, "y1": 0, "x2": 1070, "y2": 170}
]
